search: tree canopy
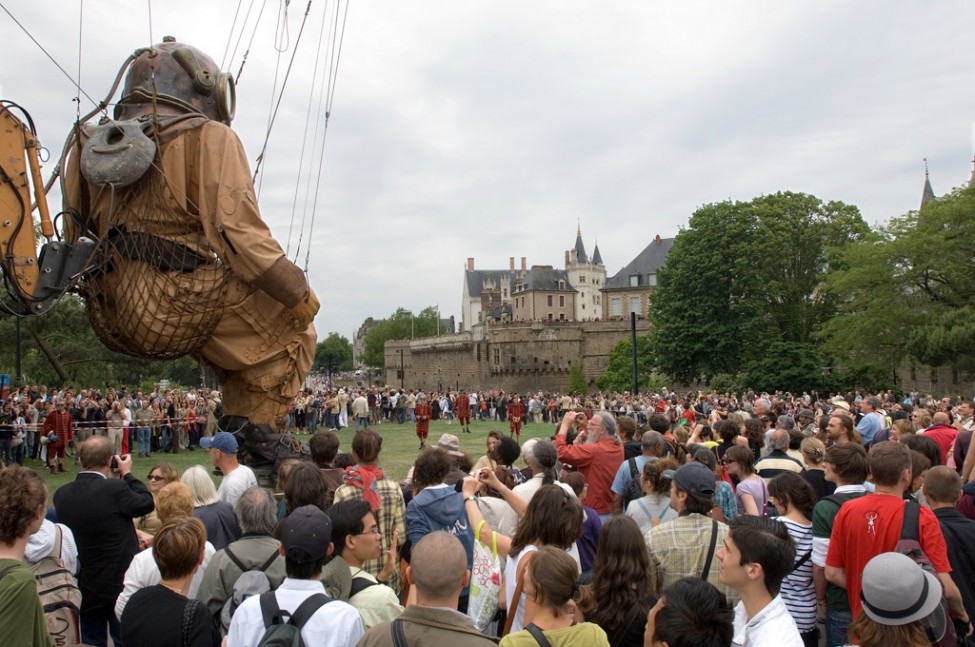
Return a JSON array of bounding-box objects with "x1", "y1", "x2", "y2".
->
[
  {"x1": 820, "y1": 184, "x2": 975, "y2": 375},
  {"x1": 361, "y1": 306, "x2": 443, "y2": 367},
  {"x1": 646, "y1": 192, "x2": 869, "y2": 391},
  {"x1": 596, "y1": 336, "x2": 654, "y2": 393},
  {"x1": 0, "y1": 295, "x2": 200, "y2": 389},
  {"x1": 314, "y1": 332, "x2": 353, "y2": 372}
]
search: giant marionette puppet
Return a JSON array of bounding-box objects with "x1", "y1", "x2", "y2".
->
[{"x1": 0, "y1": 38, "x2": 319, "y2": 471}]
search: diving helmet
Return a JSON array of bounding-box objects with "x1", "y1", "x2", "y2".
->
[{"x1": 114, "y1": 36, "x2": 235, "y2": 125}]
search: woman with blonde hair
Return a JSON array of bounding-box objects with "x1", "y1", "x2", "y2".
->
[
  {"x1": 181, "y1": 465, "x2": 239, "y2": 551},
  {"x1": 799, "y1": 437, "x2": 834, "y2": 500},
  {"x1": 135, "y1": 462, "x2": 179, "y2": 542},
  {"x1": 500, "y1": 546, "x2": 609, "y2": 647}
]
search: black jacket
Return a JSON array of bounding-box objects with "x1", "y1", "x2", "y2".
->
[
  {"x1": 934, "y1": 506, "x2": 975, "y2": 623},
  {"x1": 53, "y1": 472, "x2": 154, "y2": 610}
]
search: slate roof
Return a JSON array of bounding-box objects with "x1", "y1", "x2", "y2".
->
[
  {"x1": 921, "y1": 171, "x2": 935, "y2": 208},
  {"x1": 604, "y1": 237, "x2": 675, "y2": 290},
  {"x1": 574, "y1": 230, "x2": 588, "y2": 263},
  {"x1": 465, "y1": 270, "x2": 518, "y2": 298},
  {"x1": 515, "y1": 267, "x2": 576, "y2": 293},
  {"x1": 591, "y1": 243, "x2": 603, "y2": 265}
]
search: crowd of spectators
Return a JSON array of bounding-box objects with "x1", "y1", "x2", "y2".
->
[{"x1": 1, "y1": 383, "x2": 974, "y2": 646}]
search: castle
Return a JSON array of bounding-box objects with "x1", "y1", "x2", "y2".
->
[{"x1": 382, "y1": 228, "x2": 674, "y2": 393}]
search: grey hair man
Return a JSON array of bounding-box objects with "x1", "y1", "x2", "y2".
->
[
  {"x1": 196, "y1": 486, "x2": 286, "y2": 621},
  {"x1": 555, "y1": 410, "x2": 625, "y2": 521},
  {"x1": 611, "y1": 430, "x2": 666, "y2": 514},
  {"x1": 755, "y1": 429, "x2": 804, "y2": 481}
]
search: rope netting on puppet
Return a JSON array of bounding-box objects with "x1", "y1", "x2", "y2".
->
[{"x1": 71, "y1": 167, "x2": 230, "y2": 360}]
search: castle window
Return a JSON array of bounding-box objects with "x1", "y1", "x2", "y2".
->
[
  {"x1": 547, "y1": 295, "x2": 553, "y2": 306},
  {"x1": 629, "y1": 275, "x2": 640, "y2": 287},
  {"x1": 610, "y1": 297, "x2": 622, "y2": 316},
  {"x1": 579, "y1": 275, "x2": 586, "y2": 283},
  {"x1": 548, "y1": 313, "x2": 553, "y2": 321},
  {"x1": 559, "y1": 295, "x2": 565, "y2": 307},
  {"x1": 559, "y1": 313, "x2": 566, "y2": 321},
  {"x1": 647, "y1": 273, "x2": 657, "y2": 287},
  {"x1": 559, "y1": 280, "x2": 566, "y2": 290},
  {"x1": 629, "y1": 296, "x2": 641, "y2": 314}
]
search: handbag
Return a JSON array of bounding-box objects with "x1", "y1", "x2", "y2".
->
[
  {"x1": 11, "y1": 431, "x2": 24, "y2": 448},
  {"x1": 468, "y1": 519, "x2": 503, "y2": 632}
]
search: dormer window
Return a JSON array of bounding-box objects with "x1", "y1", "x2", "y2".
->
[{"x1": 629, "y1": 275, "x2": 640, "y2": 287}]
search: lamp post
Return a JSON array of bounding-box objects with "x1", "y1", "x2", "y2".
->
[{"x1": 399, "y1": 349, "x2": 405, "y2": 390}]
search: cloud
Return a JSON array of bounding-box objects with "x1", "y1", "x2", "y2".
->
[{"x1": 2, "y1": 0, "x2": 974, "y2": 347}]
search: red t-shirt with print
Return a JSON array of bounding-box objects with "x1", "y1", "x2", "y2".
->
[{"x1": 825, "y1": 493, "x2": 951, "y2": 618}]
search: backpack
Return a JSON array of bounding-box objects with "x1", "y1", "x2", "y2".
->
[
  {"x1": 30, "y1": 525, "x2": 82, "y2": 646},
  {"x1": 895, "y1": 500, "x2": 958, "y2": 647},
  {"x1": 255, "y1": 591, "x2": 331, "y2": 647},
  {"x1": 220, "y1": 545, "x2": 280, "y2": 634},
  {"x1": 623, "y1": 458, "x2": 644, "y2": 507}
]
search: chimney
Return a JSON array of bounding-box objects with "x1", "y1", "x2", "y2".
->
[
  {"x1": 655, "y1": 235, "x2": 661, "y2": 245},
  {"x1": 510, "y1": 257, "x2": 515, "y2": 272},
  {"x1": 467, "y1": 257, "x2": 474, "y2": 271},
  {"x1": 521, "y1": 257, "x2": 527, "y2": 272},
  {"x1": 565, "y1": 251, "x2": 570, "y2": 266}
]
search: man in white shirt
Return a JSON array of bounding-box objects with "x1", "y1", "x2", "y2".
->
[
  {"x1": 228, "y1": 505, "x2": 364, "y2": 647},
  {"x1": 201, "y1": 431, "x2": 257, "y2": 507},
  {"x1": 717, "y1": 516, "x2": 803, "y2": 647}
]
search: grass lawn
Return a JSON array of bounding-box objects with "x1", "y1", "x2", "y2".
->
[{"x1": 38, "y1": 417, "x2": 561, "y2": 504}]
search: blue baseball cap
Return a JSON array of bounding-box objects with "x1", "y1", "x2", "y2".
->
[{"x1": 200, "y1": 431, "x2": 238, "y2": 453}]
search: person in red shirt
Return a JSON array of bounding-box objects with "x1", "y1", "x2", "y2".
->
[
  {"x1": 825, "y1": 441, "x2": 967, "y2": 624},
  {"x1": 42, "y1": 398, "x2": 74, "y2": 474},
  {"x1": 508, "y1": 395, "x2": 525, "y2": 442},
  {"x1": 414, "y1": 393, "x2": 432, "y2": 450},
  {"x1": 920, "y1": 411, "x2": 958, "y2": 465},
  {"x1": 454, "y1": 390, "x2": 471, "y2": 434},
  {"x1": 554, "y1": 410, "x2": 623, "y2": 521}
]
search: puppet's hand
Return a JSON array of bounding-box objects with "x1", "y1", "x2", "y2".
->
[{"x1": 290, "y1": 290, "x2": 320, "y2": 330}]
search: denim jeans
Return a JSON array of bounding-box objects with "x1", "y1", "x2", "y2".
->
[
  {"x1": 137, "y1": 426, "x2": 151, "y2": 455},
  {"x1": 825, "y1": 609, "x2": 852, "y2": 647},
  {"x1": 81, "y1": 606, "x2": 122, "y2": 647}
]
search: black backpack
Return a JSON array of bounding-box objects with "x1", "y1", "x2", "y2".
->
[
  {"x1": 255, "y1": 592, "x2": 332, "y2": 647},
  {"x1": 623, "y1": 458, "x2": 644, "y2": 507},
  {"x1": 895, "y1": 500, "x2": 958, "y2": 647}
]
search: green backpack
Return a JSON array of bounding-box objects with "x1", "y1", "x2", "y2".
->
[{"x1": 255, "y1": 592, "x2": 331, "y2": 647}]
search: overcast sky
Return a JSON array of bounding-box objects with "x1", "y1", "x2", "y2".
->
[{"x1": 2, "y1": 1, "x2": 974, "y2": 343}]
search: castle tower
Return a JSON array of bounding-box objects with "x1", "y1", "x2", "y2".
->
[
  {"x1": 565, "y1": 223, "x2": 606, "y2": 321},
  {"x1": 921, "y1": 158, "x2": 935, "y2": 209}
]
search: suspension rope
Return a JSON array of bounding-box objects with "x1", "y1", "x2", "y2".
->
[
  {"x1": 252, "y1": 0, "x2": 314, "y2": 190},
  {"x1": 0, "y1": 1, "x2": 100, "y2": 110},
  {"x1": 232, "y1": 0, "x2": 271, "y2": 83},
  {"x1": 220, "y1": 0, "x2": 246, "y2": 71},
  {"x1": 301, "y1": 0, "x2": 349, "y2": 272},
  {"x1": 286, "y1": 0, "x2": 331, "y2": 258}
]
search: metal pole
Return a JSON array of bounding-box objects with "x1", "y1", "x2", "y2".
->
[
  {"x1": 399, "y1": 349, "x2": 404, "y2": 390},
  {"x1": 15, "y1": 317, "x2": 22, "y2": 385},
  {"x1": 630, "y1": 311, "x2": 638, "y2": 395}
]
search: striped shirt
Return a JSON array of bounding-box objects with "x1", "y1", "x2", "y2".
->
[{"x1": 778, "y1": 517, "x2": 816, "y2": 632}]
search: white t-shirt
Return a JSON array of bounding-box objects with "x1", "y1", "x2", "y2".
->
[
  {"x1": 217, "y1": 464, "x2": 258, "y2": 507},
  {"x1": 732, "y1": 595, "x2": 804, "y2": 647}
]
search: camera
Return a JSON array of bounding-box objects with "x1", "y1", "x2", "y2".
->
[{"x1": 111, "y1": 457, "x2": 119, "y2": 470}]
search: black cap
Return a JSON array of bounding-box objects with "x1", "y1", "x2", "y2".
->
[
  {"x1": 278, "y1": 505, "x2": 332, "y2": 564},
  {"x1": 662, "y1": 462, "x2": 716, "y2": 498}
]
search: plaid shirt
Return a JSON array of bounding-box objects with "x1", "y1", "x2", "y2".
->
[
  {"x1": 334, "y1": 477, "x2": 407, "y2": 594},
  {"x1": 645, "y1": 513, "x2": 739, "y2": 605}
]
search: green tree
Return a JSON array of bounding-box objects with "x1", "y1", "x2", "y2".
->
[
  {"x1": 0, "y1": 295, "x2": 199, "y2": 388},
  {"x1": 362, "y1": 307, "x2": 442, "y2": 367},
  {"x1": 314, "y1": 332, "x2": 353, "y2": 372},
  {"x1": 648, "y1": 192, "x2": 869, "y2": 385},
  {"x1": 567, "y1": 363, "x2": 587, "y2": 394},
  {"x1": 597, "y1": 336, "x2": 654, "y2": 392},
  {"x1": 820, "y1": 184, "x2": 975, "y2": 374}
]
